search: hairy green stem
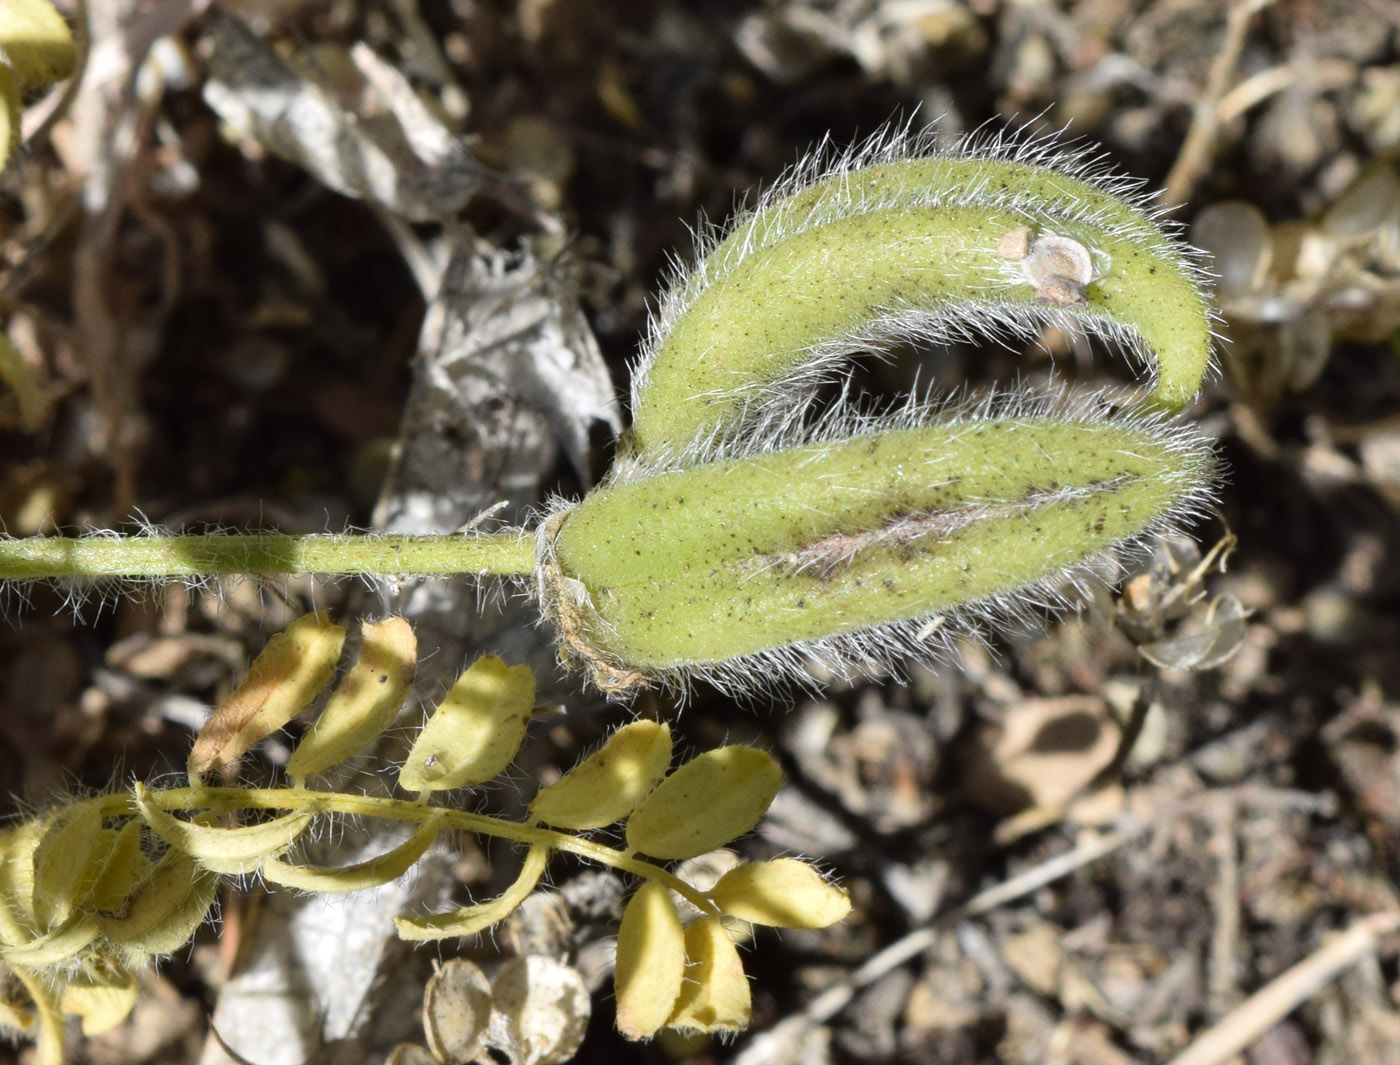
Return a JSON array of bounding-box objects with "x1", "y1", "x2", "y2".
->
[{"x1": 0, "y1": 531, "x2": 538, "y2": 581}]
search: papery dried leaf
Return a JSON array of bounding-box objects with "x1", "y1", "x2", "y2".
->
[
  {"x1": 1139, "y1": 595, "x2": 1249, "y2": 671},
  {"x1": 614, "y1": 881, "x2": 686, "y2": 1040},
  {"x1": 136, "y1": 786, "x2": 315, "y2": 875},
  {"x1": 665, "y1": 918, "x2": 751, "y2": 1034},
  {"x1": 262, "y1": 816, "x2": 440, "y2": 893},
  {"x1": 530, "y1": 721, "x2": 672, "y2": 830},
  {"x1": 424, "y1": 958, "x2": 491, "y2": 1065},
  {"x1": 626, "y1": 747, "x2": 781, "y2": 860},
  {"x1": 188, "y1": 612, "x2": 346, "y2": 776},
  {"x1": 394, "y1": 843, "x2": 548, "y2": 941},
  {"x1": 709, "y1": 859, "x2": 851, "y2": 929},
  {"x1": 399, "y1": 655, "x2": 534, "y2": 793},
  {"x1": 287, "y1": 616, "x2": 417, "y2": 777}
]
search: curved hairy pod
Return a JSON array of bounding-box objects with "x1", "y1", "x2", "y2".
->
[
  {"x1": 627, "y1": 126, "x2": 1214, "y2": 459},
  {"x1": 539, "y1": 394, "x2": 1215, "y2": 696}
]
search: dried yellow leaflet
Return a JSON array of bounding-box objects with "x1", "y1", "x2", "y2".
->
[
  {"x1": 0, "y1": 816, "x2": 47, "y2": 943},
  {"x1": 710, "y1": 859, "x2": 851, "y2": 929},
  {"x1": 262, "y1": 815, "x2": 441, "y2": 893},
  {"x1": 286, "y1": 616, "x2": 417, "y2": 777},
  {"x1": 31, "y1": 805, "x2": 106, "y2": 928},
  {"x1": 614, "y1": 880, "x2": 686, "y2": 1041},
  {"x1": 97, "y1": 849, "x2": 218, "y2": 960},
  {"x1": 665, "y1": 918, "x2": 751, "y2": 1034},
  {"x1": 188, "y1": 612, "x2": 346, "y2": 776},
  {"x1": 60, "y1": 973, "x2": 140, "y2": 1037},
  {"x1": 0, "y1": 914, "x2": 99, "y2": 966},
  {"x1": 530, "y1": 721, "x2": 672, "y2": 830},
  {"x1": 88, "y1": 821, "x2": 152, "y2": 913},
  {"x1": 0, "y1": 0, "x2": 77, "y2": 91},
  {"x1": 398, "y1": 655, "x2": 534, "y2": 793},
  {"x1": 136, "y1": 785, "x2": 315, "y2": 875},
  {"x1": 394, "y1": 842, "x2": 549, "y2": 941},
  {"x1": 625, "y1": 747, "x2": 781, "y2": 860}
]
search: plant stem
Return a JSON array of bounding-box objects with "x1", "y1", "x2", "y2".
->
[{"x1": 0, "y1": 531, "x2": 538, "y2": 581}]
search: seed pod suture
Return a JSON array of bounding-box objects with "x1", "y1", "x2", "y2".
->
[{"x1": 539, "y1": 392, "x2": 1215, "y2": 697}]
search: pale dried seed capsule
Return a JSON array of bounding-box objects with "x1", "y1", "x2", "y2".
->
[
  {"x1": 398, "y1": 655, "x2": 534, "y2": 793},
  {"x1": 529, "y1": 721, "x2": 672, "y2": 830},
  {"x1": 709, "y1": 858, "x2": 851, "y2": 929},
  {"x1": 614, "y1": 881, "x2": 686, "y2": 1040},
  {"x1": 423, "y1": 958, "x2": 491, "y2": 1064},
  {"x1": 625, "y1": 746, "x2": 781, "y2": 861},
  {"x1": 664, "y1": 918, "x2": 751, "y2": 1034}
]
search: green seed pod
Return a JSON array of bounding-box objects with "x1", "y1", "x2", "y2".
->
[
  {"x1": 539, "y1": 395, "x2": 1214, "y2": 696},
  {"x1": 627, "y1": 125, "x2": 1214, "y2": 459}
]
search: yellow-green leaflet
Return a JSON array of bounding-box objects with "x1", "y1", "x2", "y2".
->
[
  {"x1": 97, "y1": 849, "x2": 218, "y2": 960},
  {"x1": 60, "y1": 976, "x2": 141, "y2": 1038},
  {"x1": 710, "y1": 859, "x2": 851, "y2": 928},
  {"x1": 530, "y1": 721, "x2": 672, "y2": 830},
  {"x1": 262, "y1": 815, "x2": 441, "y2": 893},
  {"x1": 286, "y1": 616, "x2": 417, "y2": 777},
  {"x1": 625, "y1": 747, "x2": 781, "y2": 860},
  {"x1": 394, "y1": 842, "x2": 549, "y2": 941},
  {"x1": 31, "y1": 805, "x2": 106, "y2": 928},
  {"x1": 135, "y1": 785, "x2": 315, "y2": 875},
  {"x1": 188, "y1": 612, "x2": 346, "y2": 776},
  {"x1": 398, "y1": 655, "x2": 534, "y2": 793},
  {"x1": 88, "y1": 821, "x2": 152, "y2": 913},
  {"x1": 0, "y1": 815, "x2": 46, "y2": 943},
  {"x1": 614, "y1": 881, "x2": 686, "y2": 1040},
  {"x1": 0, "y1": 915, "x2": 99, "y2": 967},
  {"x1": 664, "y1": 918, "x2": 751, "y2": 1034}
]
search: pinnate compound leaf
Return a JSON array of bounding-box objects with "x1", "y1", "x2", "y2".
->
[
  {"x1": 189, "y1": 612, "x2": 346, "y2": 775},
  {"x1": 626, "y1": 746, "x2": 781, "y2": 860},
  {"x1": 664, "y1": 918, "x2": 751, "y2": 1034},
  {"x1": 394, "y1": 842, "x2": 549, "y2": 941},
  {"x1": 262, "y1": 815, "x2": 441, "y2": 893},
  {"x1": 614, "y1": 881, "x2": 686, "y2": 1040},
  {"x1": 710, "y1": 858, "x2": 851, "y2": 928},
  {"x1": 287, "y1": 616, "x2": 417, "y2": 777},
  {"x1": 399, "y1": 655, "x2": 535, "y2": 792},
  {"x1": 531, "y1": 721, "x2": 672, "y2": 830}
]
